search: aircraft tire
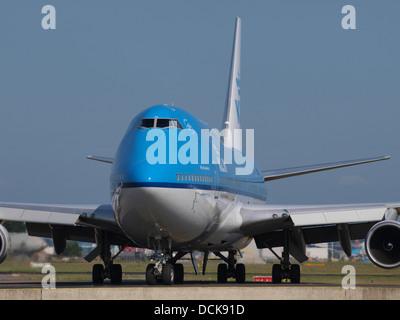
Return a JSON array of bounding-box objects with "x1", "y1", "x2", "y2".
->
[
  {"x1": 290, "y1": 264, "x2": 300, "y2": 284},
  {"x1": 92, "y1": 264, "x2": 104, "y2": 285},
  {"x1": 217, "y1": 263, "x2": 228, "y2": 283},
  {"x1": 146, "y1": 263, "x2": 157, "y2": 285},
  {"x1": 174, "y1": 263, "x2": 184, "y2": 284},
  {"x1": 235, "y1": 263, "x2": 246, "y2": 283},
  {"x1": 162, "y1": 263, "x2": 175, "y2": 285},
  {"x1": 110, "y1": 264, "x2": 122, "y2": 284},
  {"x1": 272, "y1": 264, "x2": 282, "y2": 284}
]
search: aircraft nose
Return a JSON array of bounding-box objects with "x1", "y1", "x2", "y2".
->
[
  {"x1": 117, "y1": 128, "x2": 171, "y2": 185},
  {"x1": 124, "y1": 145, "x2": 152, "y2": 183},
  {"x1": 112, "y1": 126, "x2": 183, "y2": 190}
]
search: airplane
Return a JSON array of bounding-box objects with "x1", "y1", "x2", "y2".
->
[{"x1": 0, "y1": 17, "x2": 400, "y2": 285}]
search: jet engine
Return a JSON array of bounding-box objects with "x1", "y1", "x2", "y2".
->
[
  {"x1": 0, "y1": 224, "x2": 11, "y2": 264},
  {"x1": 365, "y1": 220, "x2": 400, "y2": 269}
]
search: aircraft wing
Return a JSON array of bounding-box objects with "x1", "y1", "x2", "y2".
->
[
  {"x1": 239, "y1": 202, "x2": 400, "y2": 262},
  {"x1": 0, "y1": 202, "x2": 131, "y2": 249},
  {"x1": 86, "y1": 155, "x2": 114, "y2": 164},
  {"x1": 262, "y1": 156, "x2": 390, "y2": 181}
]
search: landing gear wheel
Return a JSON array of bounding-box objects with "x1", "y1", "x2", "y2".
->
[
  {"x1": 217, "y1": 263, "x2": 228, "y2": 283},
  {"x1": 146, "y1": 263, "x2": 157, "y2": 285},
  {"x1": 92, "y1": 264, "x2": 104, "y2": 285},
  {"x1": 272, "y1": 264, "x2": 282, "y2": 284},
  {"x1": 110, "y1": 264, "x2": 122, "y2": 284},
  {"x1": 174, "y1": 263, "x2": 184, "y2": 284},
  {"x1": 290, "y1": 264, "x2": 300, "y2": 284},
  {"x1": 162, "y1": 263, "x2": 175, "y2": 285},
  {"x1": 235, "y1": 263, "x2": 246, "y2": 283}
]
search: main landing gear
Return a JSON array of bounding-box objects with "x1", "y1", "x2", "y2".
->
[
  {"x1": 85, "y1": 230, "x2": 125, "y2": 285},
  {"x1": 214, "y1": 250, "x2": 246, "y2": 283},
  {"x1": 270, "y1": 229, "x2": 301, "y2": 284},
  {"x1": 92, "y1": 261, "x2": 123, "y2": 285}
]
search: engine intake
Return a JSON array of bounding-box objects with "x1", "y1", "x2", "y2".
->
[
  {"x1": 0, "y1": 224, "x2": 11, "y2": 264},
  {"x1": 365, "y1": 220, "x2": 400, "y2": 269}
]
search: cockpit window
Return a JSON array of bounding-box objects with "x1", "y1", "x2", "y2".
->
[
  {"x1": 156, "y1": 118, "x2": 183, "y2": 129},
  {"x1": 136, "y1": 118, "x2": 183, "y2": 129},
  {"x1": 156, "y1": 118, "x2": 172, "y2": 128},
  {"x1": 137, "y1": 118, "x2": 155, "y2": 128}
]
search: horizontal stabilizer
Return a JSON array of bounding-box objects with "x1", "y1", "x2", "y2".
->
[
  {"x1": 86, "y1": 155, "x2": 114, "y2": 164},
  {"x1": 263, "y1": 156, "x2": 390, "y2": 182}
]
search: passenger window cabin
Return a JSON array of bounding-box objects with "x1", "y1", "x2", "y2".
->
[{"x1": 176, "y1": 173, "x2": 215, "y2": 184}]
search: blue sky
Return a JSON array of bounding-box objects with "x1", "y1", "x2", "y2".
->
[{"x1": 0, "y1": 1, "x2": 399, "y2": 205}]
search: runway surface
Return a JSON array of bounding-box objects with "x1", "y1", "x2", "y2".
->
[
  {"x1": 1, "y1": 278, "x2": 398, "y2": 288},
  {"x1": 1, "y1": 278, "x2": 400, "y2": 300},
  {"x1": 0, "y1": 279, "x2": 348, "y2": 289}
]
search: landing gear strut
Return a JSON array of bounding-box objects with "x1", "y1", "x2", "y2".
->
[
  {"x1": 270, "y1": 228, "x2": 301, "y2": 284},
  {"x1": 89, "y1": 231, "x2": 124, "y2": 285},
  {"x1": 214, "y1": 250, "x2": 246, "y2": 283}
]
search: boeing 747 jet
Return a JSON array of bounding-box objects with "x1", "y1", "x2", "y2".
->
[{"x1": 0, "y1": 17, "x2": 399, "y2": 285}]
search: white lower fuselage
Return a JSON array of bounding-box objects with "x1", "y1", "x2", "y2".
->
[{"x1": 114, "y1": 186, "x2": 258, "y2": 252}]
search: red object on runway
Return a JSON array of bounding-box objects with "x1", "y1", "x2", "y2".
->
[{"x1": 253, "y1": 276, "x2": 272, "y2": 282}]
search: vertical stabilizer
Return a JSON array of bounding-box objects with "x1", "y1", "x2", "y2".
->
[{"x1": 222, "y1": 17, "x2": 242, "y2": 152}]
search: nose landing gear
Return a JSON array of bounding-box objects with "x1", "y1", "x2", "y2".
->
[
  {"x1": 145, "y1": 250, "x2": 187, "y2": 285},
  {"x1": 145, "y1": 237, "x2": 187, "y2": 285},
  {"x1": 146, "y1": 261, "x2": 176, "y2": 285}
]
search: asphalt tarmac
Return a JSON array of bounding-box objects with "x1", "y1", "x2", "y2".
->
[{"x1": 2, "y1": 277, "x2": 400, "y2": 300}]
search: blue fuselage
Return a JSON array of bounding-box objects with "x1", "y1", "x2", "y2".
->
[{"x1": 110, "y1": 105, "x2": 267, "y2": 250}]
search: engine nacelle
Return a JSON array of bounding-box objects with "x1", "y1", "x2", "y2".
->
[
  {"x1": 0, "y1": 224, "x2": 11, "y2": 264},
  {"x1": 365, "y1": 220, "x2": 400, "y2": 269}
]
